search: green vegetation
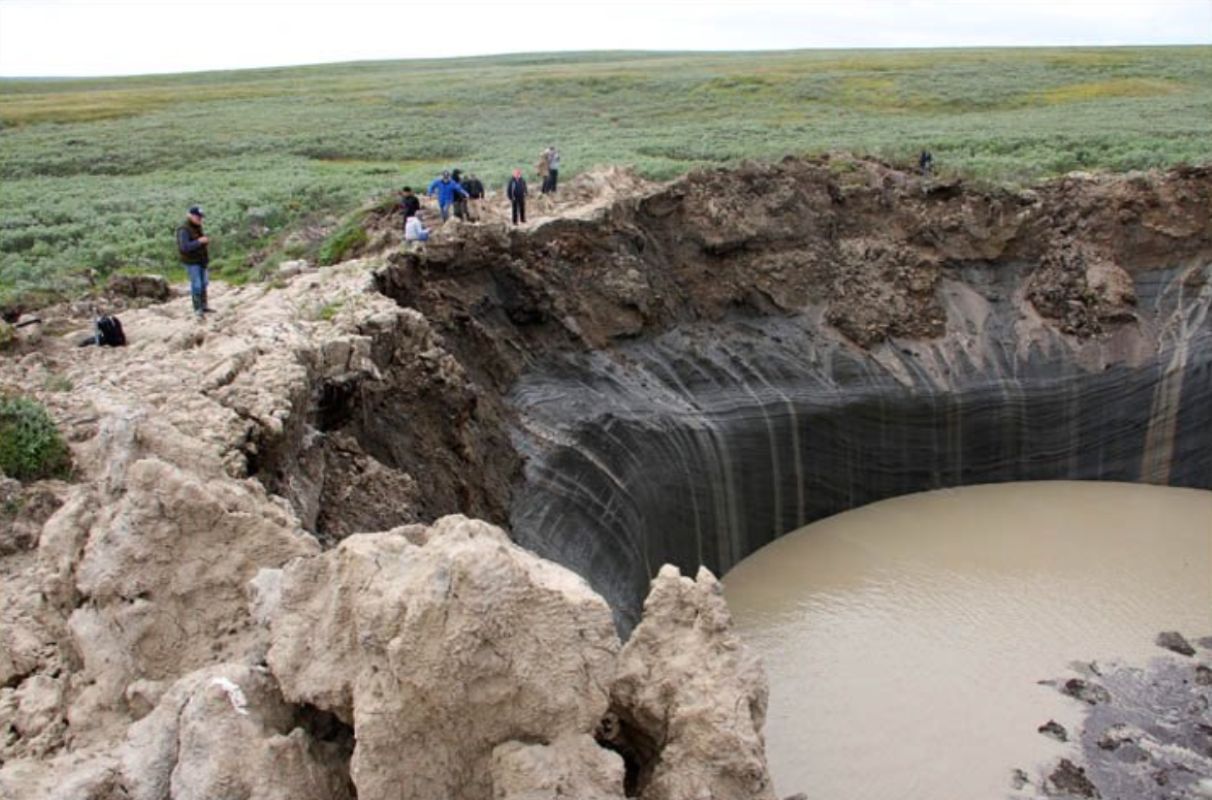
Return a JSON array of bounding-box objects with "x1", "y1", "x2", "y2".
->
[
  {"x1": 0, "y1": 396, "x2": 72, "y2": 481},
  {"x1": 2, "y1": 46, "x2": 1210, "y2": 308},
  {"x1": 317, "y1": 213, "x2": 370, "y2": 266},
  {"x1": 314, "y1": 300, "x2": 344, "y2": 322},
  {"x1": 43, "y1": 374, "x2": 74, "y2": 393}
]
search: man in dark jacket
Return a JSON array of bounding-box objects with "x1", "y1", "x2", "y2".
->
[
  {"x1": 451, "y1": 169, "x2": 469, "y2": 220},
  {"x1": 176, "y1": 205, "x2": 212, "y2": 317},
  {"x1": 399, "y1": 186, "x2": 421, "y2": 225},
  {"x1": 463, "y1": 173, "x2": 485, "y2": 221},
  {"x1": 506, "y1": 169, "x2": 527, "y2": 225}
]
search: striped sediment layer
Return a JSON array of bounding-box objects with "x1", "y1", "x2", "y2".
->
[
  {"x1": 508, "y1": 263, "x2": 1212, "y2": 629},
  {"x1": 371, "y1": 158, "x2": 1212, "y2": 629}
]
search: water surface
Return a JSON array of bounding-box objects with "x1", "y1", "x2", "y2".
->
[{"x1": 723, "y1": 481, "x2": 1212, "y2": 799}]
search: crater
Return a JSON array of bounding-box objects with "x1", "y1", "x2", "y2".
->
[{"x1": 322, "y1": 157, "x2": 1208, "y2": 630}]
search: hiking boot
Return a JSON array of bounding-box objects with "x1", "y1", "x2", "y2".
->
[{"x1": 200, "y1": 290, "x2": 215, "y2": 313}]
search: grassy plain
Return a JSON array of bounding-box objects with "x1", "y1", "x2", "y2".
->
[{"x1": 2, "y1": 46, "x2": 1210, "y2": 308}]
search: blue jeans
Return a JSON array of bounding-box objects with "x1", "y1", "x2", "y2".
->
[
  {"x1": 439, "y1": 203, "x2": 451, "y2": 221},
  {"x1": 186, "y1": 263, "x2": 208, "y2": 296}
]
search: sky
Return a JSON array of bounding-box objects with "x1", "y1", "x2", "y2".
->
[{"x1": 0, "y1": 0, "x2": 1209, "y2": 77}]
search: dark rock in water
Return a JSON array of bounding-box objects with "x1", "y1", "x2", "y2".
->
[
  {"x1": 1039, "y1": 657, "x2": 1212, "y2": 800},
  {"x1": 1062, "y1": 678, "x2": 1112, "y2": 706},
  {"x1": 1044, "y1": 759, "x2": 1100, "y2": 798},
  {"x1": 1195, "y1": 664, "x2": 1212, "y2": 686},
  {"x1": 1155, "y1": 630, "x2": 1196, "y2": 657},
  {"x1": 1011, "y1": 768, "x2": 1031, "y2": 790},
  {"x1": 1096, "y1": 723, "x2": 1137, "y2": 751},
  {"x1": 1038, "y1": 720, "x2": 1068, "y2": 742},
  {"x1": 1196, "y1": 636, "x2": 1212, "y2": 652}
]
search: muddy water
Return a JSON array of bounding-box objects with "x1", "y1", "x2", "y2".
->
[{"x1": 723, "y1": 481, "x2": 1212, "y2": 800}]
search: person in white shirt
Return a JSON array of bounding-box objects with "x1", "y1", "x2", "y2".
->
[{"x1": 404, "y1": 210, "x2": 430, "y2": 243}]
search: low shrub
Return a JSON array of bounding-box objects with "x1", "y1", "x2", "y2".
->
[
  {"x1": 0, "y1": 395, "x2": 72, "y2": 481},
  {"x1": 316, "y1": 216, "x2": 368, "y2": 266}
]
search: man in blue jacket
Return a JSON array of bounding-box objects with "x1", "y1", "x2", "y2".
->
[
  {"x1": 427, "y1": 170, "x2": 469, "y2": 222},
  {"x1": 176, "y1": 205, "x2": 212, "y2": 317}
]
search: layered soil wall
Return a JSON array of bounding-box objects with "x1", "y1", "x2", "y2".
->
[{"x1": 370, "y1": 158, "x2": 1212, "y2": 628}]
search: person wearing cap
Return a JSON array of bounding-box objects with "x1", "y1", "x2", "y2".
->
[
  {"x1": 506, "y1": 169, "x2": 528, "y2": 226},
  {"x1": 176, "y1": 206, "x2": 212, "y2": 317},
  {"x1": 426, "y1": 170, "x2": 469, "y2": 222}
]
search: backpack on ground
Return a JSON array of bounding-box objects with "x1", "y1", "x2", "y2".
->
[{"x1": 95, "y1": 315, "x2": 126, "y2": 347}]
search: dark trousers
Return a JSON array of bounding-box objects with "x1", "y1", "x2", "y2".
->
[
  {"x1": 548, "y1": 169, "x2": 558, "y2": 192},
  {"x1": 511, "y1": 197, "x2": 526, "y2": 224}
]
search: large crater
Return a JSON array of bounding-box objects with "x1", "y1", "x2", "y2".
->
[{"x1": 359, "y1": 158, "x2": 1212, "y2": 630}]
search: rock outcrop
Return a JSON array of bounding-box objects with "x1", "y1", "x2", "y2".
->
[
  {"x1": 117, "y1": 663, "x2": 354, "y2": 800},
  {"x1": 1, "y1": 261, "x2": 434, "y2": 792},
  {"x1": 266, "y1": 515, "x2": 621, "y2": 800},
  {"x1": 4, "y1": 664, "x2": 354, "y2": 800},
  {"x1": 608, "y1": 566, "x2": 776, "y2": 800},
  {"x1": 491, "y1": 734, "x2": 627, "y2": 800}
]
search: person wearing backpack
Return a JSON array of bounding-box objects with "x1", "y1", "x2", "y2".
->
[{"x1": 176, "y1": 205, "x2": 212, "y2": 317}]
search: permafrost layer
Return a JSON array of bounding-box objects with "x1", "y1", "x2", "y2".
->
[
  {"x1": 509, "y1": 266, "x2": 1212, "y2": 628},
  {"x1": 372, "y1": 158, "x2": 1212, "y2": 631}
]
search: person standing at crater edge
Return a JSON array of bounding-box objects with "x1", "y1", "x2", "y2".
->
[
  {"x1": 399, "y1": 186, "x2": 421, "y2": 226},
  {"x1": 176, "y1": 205, "x2": 212, "y2": 317},
  {"x1": 535, "y1": 149, "x2": 551, "y2": 194},
  {"x1": 463, "y1": 173, "x2": 485, "y2": 221},
  {"x1": 546, "y1": 144, "x2": 561, "y2": 193},
  {"x1": 427, "y1": 170, "x2": 469, "y2": 223},
  {"x1": 507, "y1": 169, "x2": 528, "y2": 226}
]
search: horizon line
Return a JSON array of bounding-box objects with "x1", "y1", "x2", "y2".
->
[{"x1": 3, "y1": 42, "x2": 1210, "y2": 82}]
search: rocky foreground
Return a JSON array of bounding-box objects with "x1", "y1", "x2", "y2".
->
[
  {"x1": 1, "y1": 157, "x2": 1210, "y2": 798},
  {"x1": 0, "y1": 244, "x2": 775, "y2": 797}
]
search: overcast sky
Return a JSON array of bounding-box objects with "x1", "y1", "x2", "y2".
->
[{"x1": 1, "y1": 0, "x2": 1209, "y2": 77}]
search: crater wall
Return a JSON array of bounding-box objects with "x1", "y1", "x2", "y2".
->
[
  {"x1": 371, "y1": 159, "x2": 1212, "y2": 631},
  {"x1": 508, "y1": 265, "x2": 1212, "y2": 628}
]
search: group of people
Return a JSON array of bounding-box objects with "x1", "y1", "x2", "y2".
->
[
  {"x1": 401, "y1": 146, "x2": 563, "y2": 241},
  {"x1": 174, "y1": 147, "x2": 566, "y2": 316}
]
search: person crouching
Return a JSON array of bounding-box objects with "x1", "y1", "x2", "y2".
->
[{"x1": 404, "y1": 209, "x2": 430, "y2": 248}]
